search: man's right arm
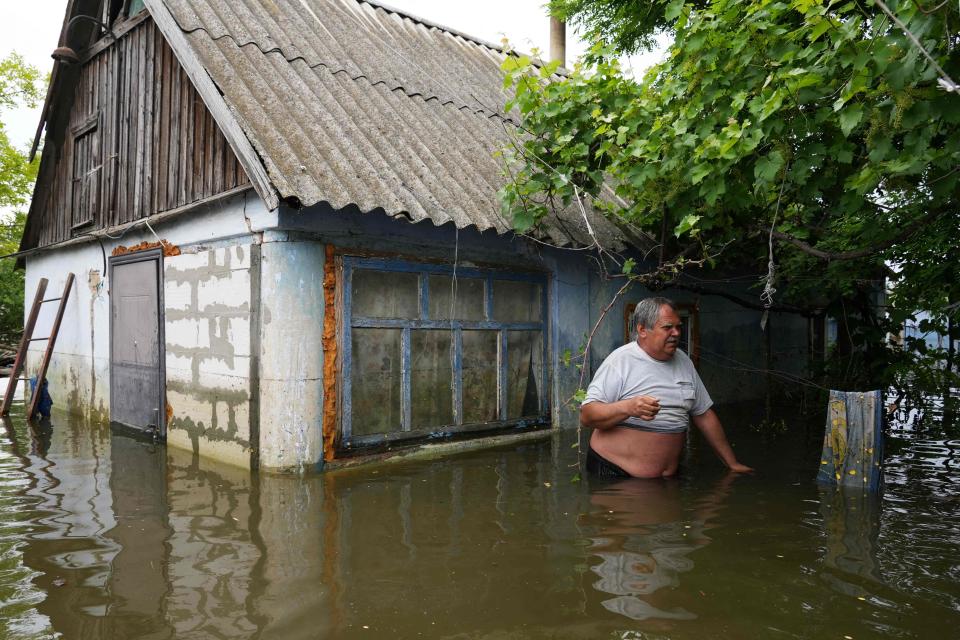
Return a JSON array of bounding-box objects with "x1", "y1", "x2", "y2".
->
[{"x1": 580, "y1": 396, "x2": 661, "y2": 430}]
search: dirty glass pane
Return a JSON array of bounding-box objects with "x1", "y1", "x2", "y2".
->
[
  {"x1": 462, "y1": 330, "x2": 499, "y2": 423},
  {"x1": 411, "y1": 330, "x2": 453, "y2": 428},
  {"x1": 506, "y1": 331, "x2": 543, "y2": 419},
  {"x1": 352, "y1": 269, "x2": 419, "y2": 319},
  {"x1": 428, "y1": 276, "x2": 484, "y2": 321},
  {"x1": 492, "y1": 280, "x2": 541, "y2": 323},
  {"x1": 351, "y1": 328, "x2": 403, "y2": 436}
]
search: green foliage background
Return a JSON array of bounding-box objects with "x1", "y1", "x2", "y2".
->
[
  {"x1": 500, "y1": 0, "x2": 959, "y2": 408},
  {"x1": 0, "y1": 53, "x2": 43, "y2": 346}
]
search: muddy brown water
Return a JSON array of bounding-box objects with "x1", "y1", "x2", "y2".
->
[{"x1": 1, "y1": 402, "x2": 959, "y2": 639}]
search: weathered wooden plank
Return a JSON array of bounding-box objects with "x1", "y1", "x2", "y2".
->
[
  {"x1": 142, "y1": 21, "x2": 155, "y2": 217},
  {"x1": 203, "y1": 109, "x2": 214, "y2": 197},
  {"x1": 144, "y1": 0, "x2": 279, "y2": 210},
  {"x1": 151, "y1": 22, "x2": 162, "y2": 214},
  {"x1": 106, "y1": 38, "x2": 119, "y2": 225},
  {"x1": 192, "y1": 89, "x2": 205, "y2": 202},
  {"x1": 212, "y1": 115, "x2": 223, "y2": 195},
  {"x1": 180, "y1": 66, "x2": 191, "y2": 205},
  {"x1": 156, "y1": 33, "x2": 170, "y2": 215},
  {"x1": 116, "y1": 32, "x2": 129, "y2": 222},
  {"x1": 133, "y1": 22, "x2": 147, "y2": 219},
  {"x1": 178, "y1": 66, "x2": 189, "y2": 206},
  {"x1": 168, "y1": 46, "x2": 181, "y2": 209},
  {"x1": 27, "y1": 14, "x2": 258, "y2": 249}
]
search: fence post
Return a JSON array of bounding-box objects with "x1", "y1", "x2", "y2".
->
[{"x1": 816, "y1": 390, "x2": 884, "y2": 492}]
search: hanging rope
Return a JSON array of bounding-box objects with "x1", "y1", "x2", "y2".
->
[{"x1": 761, "y1": 169, "x2": 788, "y2": 330}]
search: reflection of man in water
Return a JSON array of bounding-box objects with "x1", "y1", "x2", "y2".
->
[
  {"x1": 581, "y1": 297, "x2": 753, "y2": 478},
  {"x1": 588, "y1": 474, "x2": 736, "y2": 622}
]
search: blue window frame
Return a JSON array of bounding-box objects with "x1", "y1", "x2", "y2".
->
[{"x1": 341, "y1": 256, "x2": 549, "y2": 450}]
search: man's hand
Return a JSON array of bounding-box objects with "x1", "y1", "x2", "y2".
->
[
  {"x1": 691, "y1": 409, "x2": 752, "y2": 472},
  {"x1": 624, "y1": 395, "x2": 660, "y2": 421},
  {"x1": 580, "y1": 395, "x2": 661, "y2": 430}
]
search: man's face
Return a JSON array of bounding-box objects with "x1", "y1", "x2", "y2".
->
[{"x1": 637, "y1": 305, "x2": 683, "y2": 361}]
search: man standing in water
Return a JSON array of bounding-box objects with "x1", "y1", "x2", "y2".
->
[{"x1": 580, "y1": 297, "x2": 753, "y2": 478}]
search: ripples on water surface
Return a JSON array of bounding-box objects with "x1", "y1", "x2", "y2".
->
[{"x1": 1, "y1": 402, "x2": 959, "y2": 639}]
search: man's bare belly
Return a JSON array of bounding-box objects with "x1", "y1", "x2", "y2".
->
[{"x1": 590, "y1": 427, "x2": 686, "y2": 478}]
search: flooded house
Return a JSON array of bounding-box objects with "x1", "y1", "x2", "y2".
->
[{"x1": 18, "y1": 0, "x2": 815, "y2": 472}]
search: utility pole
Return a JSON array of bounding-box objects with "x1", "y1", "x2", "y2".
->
[{"x1": 550, "y1": 16, "x2": 566, "y2": 67}]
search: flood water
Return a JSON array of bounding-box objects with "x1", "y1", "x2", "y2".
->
[{"x1": 1, "y1": 400, "x2": 959, "y2": 639}]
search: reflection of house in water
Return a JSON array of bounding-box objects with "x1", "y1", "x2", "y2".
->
[
  {"x1": 5, "y1": 417, "x2": 609, "y2": 637},
  {"x1": 13, "y1": 418, "x2": 264, "y2": 638},
  {"x1": 22, "y1": 0, "x2": 817, "y2": 473},
  {"x1": 587, "y1": 476, "x2": 735, "y2": 622}
]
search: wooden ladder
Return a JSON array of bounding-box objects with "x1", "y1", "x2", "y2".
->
[{"x1": 1, "y1": 273, "x2": 75, "y2": 419}]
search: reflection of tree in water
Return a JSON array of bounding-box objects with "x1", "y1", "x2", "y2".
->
[{"x1": 587, "y1": 474, "x2": 736, "y2": 622}]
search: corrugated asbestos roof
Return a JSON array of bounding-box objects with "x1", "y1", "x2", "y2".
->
[{"x1": 159, "y1": 0, "x2": 630, "y2": 248}]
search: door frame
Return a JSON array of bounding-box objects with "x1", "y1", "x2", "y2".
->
[{"x1": 109, "y1": 248, "x2": 166, "y2": 437}]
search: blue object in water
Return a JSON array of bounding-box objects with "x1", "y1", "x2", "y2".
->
[
  {"x1": 28, "y1": 376, "x2": 53, "y2": 418},
  {"x1": 816, "y1": 389, "x2": 884, "y2": 492}
]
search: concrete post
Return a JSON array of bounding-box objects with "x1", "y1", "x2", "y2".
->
[{"x1": 550, "y1": 17, "x2": 566, "y2": 67}]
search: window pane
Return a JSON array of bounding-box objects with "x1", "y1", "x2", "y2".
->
[
  {"x1": 506, "y1": 331, "x2": 543, "y2": 419},
  {"x1": 352, "y1": 269, "x2": 419, "y2": 319},
  {"x1": 492, "y1": 280, "x2": 541, "y2": 323},
  {"x1": 428, "y1": 275, "x2": 484, "y2": 321},
  {"x1": 411, "y1": 330, "x2": 453, "y2": 428},
  {"x1": 351, "y1": 328, "x2": 403, "y2": 436},
  {"x1": 462, "y1": 330, "x2": 498, "y2": 423}
]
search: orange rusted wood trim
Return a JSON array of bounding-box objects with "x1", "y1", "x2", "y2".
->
[
  {"x1": 321, "y1": 244, "x2": 339, "y2": 461},
  {"x1": 111, "y1": 239, "x2": 181, "y2": 257}
]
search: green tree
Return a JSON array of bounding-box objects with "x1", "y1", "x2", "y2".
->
[
  {"x1": 500, "y1": 0, "x2": 959, "y2": 411},
  {"x1": 0, "y1": 52, "x2": 44, "y2": 346}
]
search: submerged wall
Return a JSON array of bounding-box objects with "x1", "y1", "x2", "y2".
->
[
  {"x1": 257, "y1": 234, "x2": 325, "y2": 471},
  {"x1": 22, "y1": 190, "x2": 271, "y2": 470},
  {"x1": 22, "y1": 192, "x2": 814, "y2": 473},
  {"x1": 21, "y1": 244, "x2": 111, "y2": 423}
]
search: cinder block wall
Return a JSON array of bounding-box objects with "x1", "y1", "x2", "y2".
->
[{"x1": 164, "y1": 244, "x2": 259, "y2": 468}]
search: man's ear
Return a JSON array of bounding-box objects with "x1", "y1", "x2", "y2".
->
[{"x1": 636, "y1": 323, "x2": 646, "y2": 337}]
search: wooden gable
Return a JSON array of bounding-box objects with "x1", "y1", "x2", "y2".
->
[{"x1": 23, "y1": 14, "x2": 250, "y2": 251}]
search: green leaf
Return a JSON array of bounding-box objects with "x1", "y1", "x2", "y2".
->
[
  {"x1": 665, "y1": 0, "x2": 685, "y2": 22},
  {"x1": 808, "y1": 17, "x2": 832, "y2": 43},
  {"x1": 754, "y1": 150, "x2": 784, "y2": 183},
  {"x1": 622, "y1": 257, "x2": 636, "y2": 274},
  {"x1": 573, "y1": 389, "x2": 587, "y2": 404},
  {"x1": 690, "y1": 164, "x2": 711, "y2": 185},
  {"x1": 839, "y1": 105, "x2": 863, "y2": 136},
  {"x1": 674, "y1": 213, "x2": 701, "y2": 237}
]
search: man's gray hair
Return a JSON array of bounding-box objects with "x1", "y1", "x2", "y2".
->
[{"x1": 631, "y1": 297, "x2": 677, "y2": 331}]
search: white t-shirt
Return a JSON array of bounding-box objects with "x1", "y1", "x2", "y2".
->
[{"x1": 582, "y1": 342, "x2": 712, "y2": 433}]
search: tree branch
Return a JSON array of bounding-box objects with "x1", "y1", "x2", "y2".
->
[
  {"x1": 770, "y1": 208, "x2": 939, "y2": 261},
  {"x1": 659, "y1": 280, "x2": 817, "y2": 316}
]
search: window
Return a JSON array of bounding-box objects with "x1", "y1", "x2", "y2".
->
[
  {"x1": 624, "y1": 301, "x2": 699, "y2": 365},
  {"x1": 126, "y1": 0, "x2": 147, "y2": 17},
  {"x1": 103, "y1": 0, "x2": 124, "y2": 26},
  {"x1": 341, "y1": 257, "x2": 549, "y2": 450},
  {"x1": 71, "y1": 113, "x2": 102, "y2": 230}
]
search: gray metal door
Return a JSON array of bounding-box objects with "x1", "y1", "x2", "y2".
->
[{"x1": 110, "y1": 250, "x2": 165, "y2": 436}]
